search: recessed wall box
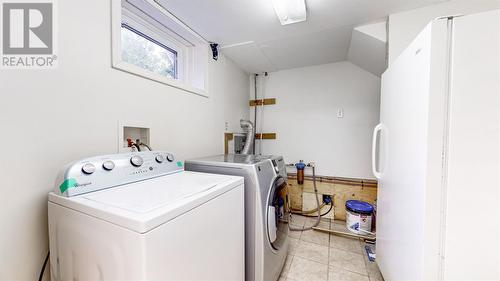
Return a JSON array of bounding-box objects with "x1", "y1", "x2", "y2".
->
[{"x1": 118, "y1": 122, "x2": 151, "y2": 153}]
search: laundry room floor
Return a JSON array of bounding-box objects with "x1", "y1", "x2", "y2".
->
[{"x1": 281, "y1": 215, "x2": 384, "y2": 281}]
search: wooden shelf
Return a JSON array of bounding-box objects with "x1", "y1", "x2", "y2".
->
[
  {"x1": 224, "y1": 133, "x2": 233, "y2": 154},
  {"x1": 249, "y1": 98, "x2": 276, "y2": 106}
]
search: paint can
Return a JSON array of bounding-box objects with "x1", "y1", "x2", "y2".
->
[{"x1": 345, "y1": 200, "x2": 374, "y2": 234}]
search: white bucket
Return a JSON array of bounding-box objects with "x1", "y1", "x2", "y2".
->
[{"x1": 346, "y1": 209, "x2": 372, "y2": 234}]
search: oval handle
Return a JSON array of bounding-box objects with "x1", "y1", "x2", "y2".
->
[{"x1": 372, "y1": 123, "x2": 383, "y2": 179}]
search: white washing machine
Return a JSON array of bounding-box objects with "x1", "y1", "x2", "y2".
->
[
  {"x1": 185, "y1": 154, "x2": 289, "y2": 281},
  {"x1": 48, "y1": 151, "x2": 245, "y2": 280}
]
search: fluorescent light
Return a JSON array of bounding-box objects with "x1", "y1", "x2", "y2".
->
[{"x1": 271, "y1": 0, "x2": 307, "y2": 25}]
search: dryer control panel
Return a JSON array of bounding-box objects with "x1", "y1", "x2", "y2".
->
[
  {"x1": 271, "y1": 156, "x2": 287, "y2": 178},
  {"x1": 55, "y1": 151, "x2": 182, "y2": 197}
]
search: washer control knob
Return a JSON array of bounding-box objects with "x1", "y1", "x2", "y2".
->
[
  {"x1": 155, "y1": 155, "x2": 164, "y2": 163},
  {"x1": 166, "y1": 154, "x2": 174, "y2": 162},
  {"x1": 102, "y1": 161, "x2": 115, "y2": 171},
  {"x1": 82, "y1": 163, "x2": 96, "y2": 174},
  {"x1": 130, "y1": 156, "x2": 144, "y2": 167}
]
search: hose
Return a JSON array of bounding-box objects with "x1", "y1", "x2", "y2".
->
[
  {"x1": 299, "y1": 202, "x2": 333, "y2": 217},
  {"x1": 289, "y1": 164, "x2": 321, "y2": 231},
  {"x1": 240, "y1": 120, "x2": 255, "y2": 155},
  {"x1": 127, "y1": 138, "x2": 141, "y2": 151},
  {"x1": 137, "y1": 141, "x2": 152, "y2": 151},
  {"x1": 291, "y1": 203, "x2": 326, "y2": 214}
]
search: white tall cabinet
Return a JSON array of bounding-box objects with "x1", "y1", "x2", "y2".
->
[{"x1": 372, "y1": 10, "x2": 499, "y2": 281}]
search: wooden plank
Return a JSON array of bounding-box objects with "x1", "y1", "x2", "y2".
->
[
  {"x1": 286, "y1": 175, "x2": 378, "y2": 221},
  {"x1": 332, "y1": 183, "x2": 377, "y2": 221},
  {"x1": 249, "y1": 98, "x2": 276, "y2": 106},
  {"x1": 254, "y1": 133, "x2": 276, "y2": 139},
  {"x1": 224, "y1": 133, "x2": 233, "y2": 154},
  {"x1": 288, "y1": 179, "x2": 334, "y2": 196},
  {"x1": 287, "y1": 182, "x2": 303, "y2": 210}
]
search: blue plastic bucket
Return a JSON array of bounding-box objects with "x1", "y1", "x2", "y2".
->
[{"x1": 345, "y1": 200, "x2": 374, "y2": 234}]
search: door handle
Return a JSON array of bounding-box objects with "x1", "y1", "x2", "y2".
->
[
  {"x1": 268, "y1": 206, "x2": 277, "y2": 243},
  {"x1": 372, "y1": 123, "x2": 383, "y2": 179}
]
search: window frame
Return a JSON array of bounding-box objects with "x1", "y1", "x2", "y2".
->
[{"x1": 111, "y1": 0, "x2": 209, "y2": 97}]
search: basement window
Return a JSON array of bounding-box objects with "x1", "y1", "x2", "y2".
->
[
  {"x1": 121, "y1": 24, "x2": 178, "y2": 79},
  {"x1": 112, "y1": 0, "x2": 209, "y2": 97}
]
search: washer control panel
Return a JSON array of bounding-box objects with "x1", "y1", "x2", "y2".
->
[{"x1": 55, "y1": 151, "x2": 181, "y2": 197}]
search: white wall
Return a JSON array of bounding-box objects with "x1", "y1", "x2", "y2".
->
[
  {"x1": 388, "y1": 0, "x2": 500, "y2": 64},
  {"x1": 0, "y1": 0, "x2": 249, "y2": 280},
  {"x1": 250, "y1": 61, "x2": 380, "y2": 179}
]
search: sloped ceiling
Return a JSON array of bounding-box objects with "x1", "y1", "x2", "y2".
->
[
  {"x1": 156, "y1": 0, "x2": 448, "y2": 74},
  {"x1": 348, "y1": 21, "x2": 388, "y2": 76}
]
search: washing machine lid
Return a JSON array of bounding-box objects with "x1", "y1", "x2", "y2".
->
[{"x1": 49, "y1": 171, "x2": 243, "y2": 233}]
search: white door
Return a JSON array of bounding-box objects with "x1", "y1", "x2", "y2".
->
[
  {"x1": 443, "y1": 10, "x2": 500, "y2": 280},
  {"x1": 375, "y1": 23, "x2": 435, "y2": 281}
]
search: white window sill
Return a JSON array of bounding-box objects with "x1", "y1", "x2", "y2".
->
[{"x1": 112, "y1": 61, "x2": 208, "y2": 98}]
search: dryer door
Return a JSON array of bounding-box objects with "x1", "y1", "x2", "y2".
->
[{"x1": 267, "y1": 176, "x2": 288, "y2": 251}]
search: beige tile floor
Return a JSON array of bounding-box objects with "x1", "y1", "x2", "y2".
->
[{"x1": 280, "y1": 215, "x2": 384, "y2": 281}]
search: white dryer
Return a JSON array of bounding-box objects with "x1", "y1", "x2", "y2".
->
[
  {"x1": 185, "y1": 154, "x2": 289, "y2": 281},
  {"x1": 48, "y1": 151, "x2": 245, "y2": 280}
]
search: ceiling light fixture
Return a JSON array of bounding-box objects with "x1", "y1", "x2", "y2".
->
[{"x1": 271, "y1": 0, "x2": 307, "y2": 25}]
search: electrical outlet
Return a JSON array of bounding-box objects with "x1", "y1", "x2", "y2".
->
[{"x1": 337, "y1": 108, "x2": 344, "y2": 118}]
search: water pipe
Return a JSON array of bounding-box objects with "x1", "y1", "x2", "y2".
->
[{"x1": 289, "y1": 162, "x2": 323, "y2": 231}]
